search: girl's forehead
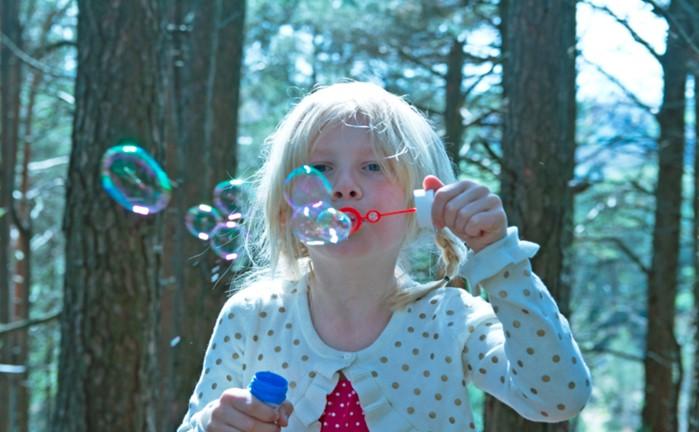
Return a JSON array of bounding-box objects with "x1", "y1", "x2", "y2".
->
[{"x1": 310, "y1": 123, "x2": 377, "y2": 155}]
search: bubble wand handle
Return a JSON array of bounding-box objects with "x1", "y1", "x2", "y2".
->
[{"x1": 339, "y1": 189, "x2": 435, "y2": 234}]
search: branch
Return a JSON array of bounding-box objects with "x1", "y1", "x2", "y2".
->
[
  {"x1": 580, "y1": 56, "x2": 655, "y2": 114},
  {"x1": 0, "y1": 32, "x2": 72, "y2": 79},
  {"x1": 584, "y1": 2, "x2": 662, "y2": 62},
  {"x1": 472, "y1": 137, "x2": 503, "y2": 166},
  {"x1": 463, "y1": 62, "x2": 498, "y2": 100},
  {"x1": 462, "y1": 107, "x2": 501, "y2": 131},
  {"x1": 394, "y1": 46, "x2": 447, "y2": 80},
  {"x1": 462, "y1": 155, "x2": 498, "y2": 178},
  {"x1": 0, "y1": 309, "x2": 61, "y2": 337},
  {"x1": 580, "y1": 345, "x2": 644, "y2": 362},
  {"x1": 629, "y1": 179, "x2": 654, "y2": 196},
  {"x1": 577, "y1": 235, "x2": 650, "y2": 275},
  {"x1": 641, "y1": 0, "x2": 699, "y2": 58},
  {"x1": 0, "y1": 364, "x2": 26, "y2": 374}
]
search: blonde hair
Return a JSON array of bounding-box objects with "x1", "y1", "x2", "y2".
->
[{"x1": 243, "y1": 82, "x2": 468, "y2": 309}]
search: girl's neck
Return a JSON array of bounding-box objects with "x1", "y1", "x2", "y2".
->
[
  {"x1": 306, "y1": 260, "x2": 397, "y2": 351},
  {"x1": 308, "y1": 258, "x2": 396, "y2": 314}
]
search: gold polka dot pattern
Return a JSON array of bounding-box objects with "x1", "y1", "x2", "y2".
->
[{"x1": 178, "y1": 228, "x2": 592, "y2": 432}]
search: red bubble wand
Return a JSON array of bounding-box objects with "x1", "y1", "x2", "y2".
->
[
  {"x1": 338, "y1": 190, "x2": 434, "y2": 235},
  {"x1": 339, "y1": 206, "x2": 417, "y2": 234}
]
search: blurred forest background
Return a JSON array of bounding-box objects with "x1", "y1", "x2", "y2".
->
[{"x1": 1, "y1": 0, "x2": 698, "y2": 431}]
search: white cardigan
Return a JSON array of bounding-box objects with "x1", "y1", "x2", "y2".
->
[{"x1": 178, "y1": 227, "x2": 591, "y2": 431}]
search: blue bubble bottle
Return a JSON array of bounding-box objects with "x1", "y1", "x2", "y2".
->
[{"x1": 248, "y1": 371, "x2": 288, "y2": 407}]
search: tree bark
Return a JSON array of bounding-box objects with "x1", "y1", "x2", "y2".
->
[
  {"x1": 641, "y1": 2, "x2": 689, "y2": 431},
  {"x1": 444, "y1": 38, "x2": 464, "y2": 175},
  {"x1": 11, "y1": 57, "x2": 44, "y2": 432},
  {"x1": 51, "y1": 1, "x2": 166, "y2": 431},
  {"x1": 0, "y1": 0, "x2": 22, "y2": 430},
  {"x1": 488, "y1": 0, "x2": 577, "y2": 430},
  {"x1": 160, "y1": 1, "x2": 246, "y2": 429},
  {"x1": 690, "y1": 71, "x2": 699, "y2": 432}
]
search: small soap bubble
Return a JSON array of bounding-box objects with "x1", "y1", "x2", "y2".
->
[
  {"x1": 283, "y1": 165, "x2": 332, "y2": 208},
  {"x1": 213, "y1": 179, "x2": 247, "y2": 219},
  {"x1": 209, "y1": 220, "x2": 245, "y2": 261},
  {"x1": 185, "y1": 204, "x2": 223, "y2": 240},
  {"x1": 290, "y1": 203, "x2": 352, "y2": 245},
  {"x1": 101, "y1": 142, "x2": 172, "y2": 215}
]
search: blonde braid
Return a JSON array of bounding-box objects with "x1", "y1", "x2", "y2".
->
[{"x1": 388, "y1": 228, "x2": 468, "y2": 310}]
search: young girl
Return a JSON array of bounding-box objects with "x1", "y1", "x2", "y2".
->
[{"x1": 178, "y1": 82, "x2": 591, "y2": 432}]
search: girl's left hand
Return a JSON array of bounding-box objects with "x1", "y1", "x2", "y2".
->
[{"x1": 424, "y1": 175, "x2": 508, "y2": 253}]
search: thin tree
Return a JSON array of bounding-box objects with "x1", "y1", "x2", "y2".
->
[
  {"x1": 690, "y1": 70, "x2": 699, "y2": 432},
  {"x1": 0, "y1": 0, "x2": 23, "y2": 430},
  {"x1": 641, "y1": 1, "x2": 692, "y2": 430},
  {"x1": 159, "y1": 1, "x2": 247, "y2": 429},
  {"x1": 51, "y1": 1, "x2": 166, "y2": 430},
  {"x1": 487, "y1": 0, "x2": 577, "y2": 430}
]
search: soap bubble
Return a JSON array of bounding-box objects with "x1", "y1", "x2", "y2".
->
[
  {"x1": 282, "y1": 164, "x2": 355, "y2": 245},
  {"x1": 209, "y1": 220, "x2": 245, "y2": 261},
  {"x1": 283, "y1": 165, "x2": 332, "y2": 208},
  {"x1": 185, "y1": 204, "x2": 223, "y2": 240},
  {"x1": 101, "y1": 143, "x2": 172, "y2": 215},
  {"x1": 290, "y1": 203, "x2": 352, "y2": 245},
  {"x1": 213, "y1": 179, "x2": 247, "y2": 219}
]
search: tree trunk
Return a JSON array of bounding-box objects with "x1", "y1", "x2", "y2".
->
[
  {"x1": 11, "y1": 110, "x2": 32, "y2": 432},
  {"x1": 444, "y1": 38, "x2": 464, "y2": 175},
  {"x1": 51, "y1": 1, "x2": 166, "y2": 431},
  {"x1": 641, "y1": 2, "x2": 689, "y2": 431},
  {"x1": 160, "y1": 1, "x2": 246, "y2": 429},
  {"x1": 489, "y1": 0, "x2": 577, "y2": 430},
  {"x1": 11, "y1": 60, "x2": 44, "y2": 432},
  {"x1": 0, "y1": 0, "x2": 22, "y2": 430},
  {"x1": 690, "y1": 72, "x2": 699, "y2": 432}
]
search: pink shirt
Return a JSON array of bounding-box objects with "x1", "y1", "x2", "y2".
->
[{"x1": 319, "y1": 374, "x2": 369, "y2": 431}]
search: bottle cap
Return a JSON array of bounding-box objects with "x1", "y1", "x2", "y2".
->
[
  {"x1": 413, "y1": 189, "x2": 434, "y2": 229},
  {"x1": 248, "y1": 371, "x2": 288, "y2": 406}
]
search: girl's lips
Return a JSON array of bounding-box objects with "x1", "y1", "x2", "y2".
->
[{"x1": 339, "y1": 207, "x2": 363, "y2": 234}]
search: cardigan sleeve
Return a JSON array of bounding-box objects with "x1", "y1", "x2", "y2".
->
[
  {"x1": 459, "y1": 227, "x2": 591, "y2": 423},
  {"x1": 176, "y1": 295, "x2": 250, "y2": 432}
]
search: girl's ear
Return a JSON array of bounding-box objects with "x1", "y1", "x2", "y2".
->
[{"x1": 422, "y1": 175, "x2": 444, "y2": 191}]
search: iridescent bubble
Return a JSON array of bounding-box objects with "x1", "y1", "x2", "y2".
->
[
  {"x1": 213, "y1": 179, "x2": 247, "y2": 219},
  {"x1": 185, "y1": 204, "x2": 223, "y2": 240},
  {"x1": 283, "y1": 165, "x2": 332, "y2": 208},
  {"x1": 101, "y1": 143, "x2": 172, "y2": 215},
  {"x1": 290, "y1": 203, "x2": 352, "y2": 245},
  {"x1": 209, "y1": 220, "x2": 245, "y2": 261}
]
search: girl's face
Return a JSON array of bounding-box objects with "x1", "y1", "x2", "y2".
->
[{"x1": 304, "y1": 122, "x2": 409, "y2": 259}]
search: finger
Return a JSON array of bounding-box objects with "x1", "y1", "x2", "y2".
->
[
  {"x1": 209, "y1": 402, "x2": 245, "y2": 430},
  {"x1": 431, "y1": 180, "x2": 479, "y2": 228},
  {"x1": 227, "y1": 410, "x2": 281, "y2": 432},
  {"x1": 464, "y1": 208, "x2": 506, "y2": 237},
  {"x1": 457, "y1": 195, "x2": 502, "y2": 233},
  {"x1": 227, "y1": 391, "x2": 280, "y2": 424},
  {"x1": 422, "y1": 175, "x2": 444, "y2": 191},
  {"x1": 277, "y1": 401, "x2": 294, "y2": 427},
  {"x1": 443, "y1": 186, "x2": 490, "y2": 230}
]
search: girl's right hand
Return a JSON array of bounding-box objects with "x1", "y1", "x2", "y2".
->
[{"x1": 206, "y1": 387, "x2": 294, "y2": 432}]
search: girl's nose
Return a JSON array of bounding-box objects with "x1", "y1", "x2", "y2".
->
[
  {"x1": 331, "y1": 173, "x2": 362, "y2": 200},
  {"x1": 332, "y1": 188, "x2": 361, "y2": 199}
]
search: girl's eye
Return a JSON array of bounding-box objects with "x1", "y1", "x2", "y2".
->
[
  {"x1": 364, "y1": 162, "x2": 382, "y2": 172},
  {"x1": 311, "y1": 163, "x2": 331, "y2": 173}
]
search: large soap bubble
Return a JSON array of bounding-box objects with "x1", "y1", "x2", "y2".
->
[{"x1": 101, "y1": 143, "x2": 172, "y2": 215}]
